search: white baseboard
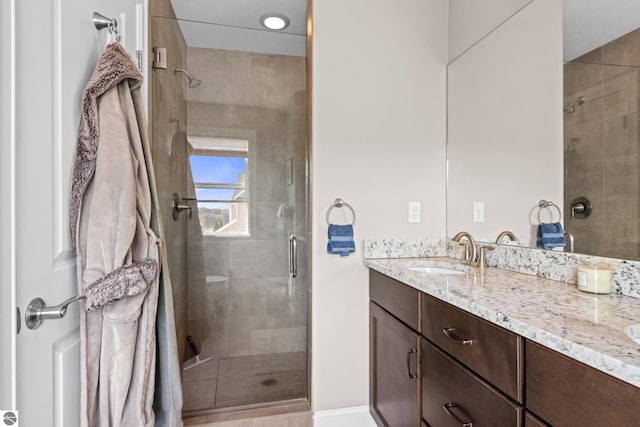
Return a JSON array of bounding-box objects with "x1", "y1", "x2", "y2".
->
[{"x1": 313, "y1": 405, "x2": 376, "y2": 427}]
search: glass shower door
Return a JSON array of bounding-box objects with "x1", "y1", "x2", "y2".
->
[{"x1": 151, "y1": 16, "x2": 309, "y2": 416}]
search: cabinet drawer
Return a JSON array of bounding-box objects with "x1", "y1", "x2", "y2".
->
[
  {"x1": 421, "y1": 293, "x2": 523, "y2": 402},
  {"x1": 526, "y1": 340, "x2": 640, "y2": 426},
  {"x1": 370, "y1": 270, "x2": 420, "y2": 331},
  {"x1": 422, "y1": 339, "x2": 523, "y2": 426}
]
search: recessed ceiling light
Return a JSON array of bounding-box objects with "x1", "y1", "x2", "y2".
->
[{"x1": 260, "y1": 13, "x2": 290, "y2": 31}]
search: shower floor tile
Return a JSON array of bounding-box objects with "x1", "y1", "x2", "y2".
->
[
  {"x1": 215, "y1": 352, "x2": 307, "y2": 409},
  {"x1": 182, "y1": 377, "x2": 218, "y2": 412},
  {"x1": 182, "y1": 351, "x2": 307, "y2": 415}
]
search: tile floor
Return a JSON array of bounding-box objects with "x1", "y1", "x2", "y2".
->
[
  {"x1": 182, "y1": 351, "x2": 307, "y2": 414},
  {"x1": 185, "y1": 411, "x2": 312, "y2": 427}
]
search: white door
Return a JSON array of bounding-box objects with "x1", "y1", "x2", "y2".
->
[{"x1": 3, "y1": 1, "x2": 145, "y2": 425}]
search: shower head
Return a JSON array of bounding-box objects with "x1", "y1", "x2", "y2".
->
[
  {"x1": 563, "y1": 96, "x2": 586, "y2": 113},
  {"x1": 173, "y1": 65, "x2": 201, "y2": 88}
]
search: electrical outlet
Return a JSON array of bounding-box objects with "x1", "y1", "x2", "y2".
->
[
  {"x1": 408, "y1": 202, "x2": 421, "y2": 223},
  {"x1": 473, "y1": 202, "x2": 485, "y2": 222}
]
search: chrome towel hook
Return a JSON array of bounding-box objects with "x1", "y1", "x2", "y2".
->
[{"x1": 93, "y1": 11, "x2": 120, "y2": 42}]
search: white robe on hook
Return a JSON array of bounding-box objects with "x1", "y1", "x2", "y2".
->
[{"x1": 71, "y1": 41, "x2": 162, "y2": 427}]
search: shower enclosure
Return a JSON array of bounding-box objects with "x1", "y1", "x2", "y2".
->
[{"x1": 150, "y1": 14, "x2": 309, "y2": 417}]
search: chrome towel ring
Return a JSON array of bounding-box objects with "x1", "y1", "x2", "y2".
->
[
  {"x1": 537, "y1": 199, "x2": 562, "y2": 223},
  {"x1": 326, "y1": 198, "x2": 356, "y2": 225}
]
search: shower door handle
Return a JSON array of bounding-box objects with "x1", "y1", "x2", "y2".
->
[{"x1": 289, "y1": 234, "x2": 297, "y2": 278}]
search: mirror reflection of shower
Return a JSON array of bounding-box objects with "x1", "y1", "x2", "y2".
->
[
  {"x1": 173, "y1": 64, "x2": 202, "y2": 88},
  {"x1": 564, "y1": 95, "x2": 586, "y2": 113}
]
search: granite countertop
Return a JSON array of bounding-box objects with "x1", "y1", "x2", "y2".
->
[{"x1": 364, "y1": 257, "x2": 640, "y2": 389}]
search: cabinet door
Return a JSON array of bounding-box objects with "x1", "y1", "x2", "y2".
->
[
  {"x1": 422, "y1": 339, "x2": 522, "y2": 427},
  {"x1": 370, "y1": 302, "x2": 421, "y2": 427}
]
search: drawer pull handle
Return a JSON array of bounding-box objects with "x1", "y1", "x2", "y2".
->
[
  {"x1": 443, "y1": 402, "x2": 474, "y2": 427},
  {"x1": 442, "y1": 327, "x2": 474, "y2": 345},
  {"x1": 406, "y1": 348, "x2": 417, "y2": 379}
]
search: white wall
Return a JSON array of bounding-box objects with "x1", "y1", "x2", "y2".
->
[
  {"x1": 448, "y1": 0, "x2": 532, "y2": 62},
  {"x1": 311, "y1": 0, "x2": 448, "y2": 410},
  {"x1": 447, "y1": 0, "x2": 563, "y2": 246}
]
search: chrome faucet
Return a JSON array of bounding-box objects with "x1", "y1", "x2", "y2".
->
[
  {"x1": 451, "y1": 231, "x2": 477, "y2": 265},
  {"x1": 495, "y1": 230, "x2": 517, "y2": 244}
]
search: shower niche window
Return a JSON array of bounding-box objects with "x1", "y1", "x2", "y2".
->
[{"x1": 188, "y1": 136, "x2": 249, "y2": 236}]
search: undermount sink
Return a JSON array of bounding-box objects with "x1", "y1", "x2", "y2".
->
[
  {"x1": 405, "y1": 261, "x2": 470, "y2": 275},
  {"x1": 625, "y1": 325, "x2": 640, "y2": 345}
]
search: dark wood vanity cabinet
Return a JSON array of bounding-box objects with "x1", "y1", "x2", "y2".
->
[
  {"x1": 526, "y1": 340, "x2": 640, "y2": 426},
  {"x1": 369, "y1": 270, "x2": 422, "y2": 426},
  {"x1": 369, "y1": 270, "x2": 640, "y2": 427},
  {"x1": 370, "y1": 270, "x2": 522, "y2": 426}
]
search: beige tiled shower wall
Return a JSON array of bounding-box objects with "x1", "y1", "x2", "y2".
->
[
  {"x1": 564, "y1": 27, "x2": 640, "y2": 259},
  {"x1": 183, "y1": 47, "x2": 308, "y2": 364},
  {"x1": 148, "y1": 6, "x2": 190, "y2": 364}
]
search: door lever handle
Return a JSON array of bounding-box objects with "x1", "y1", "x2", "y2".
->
[{"x1": 25, "y1": 295, "x2": 85, "y2": 330}]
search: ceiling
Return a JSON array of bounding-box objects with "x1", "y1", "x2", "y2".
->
[
  {"x1": 169, "y1": 0, "x2": 309, "y2": 57},
  {"x1": 563, "y1": 0, "x2": 640, "y2": 61},
  {"x1": 168, "y1": 1, "x2": 640, "y2": 61}
]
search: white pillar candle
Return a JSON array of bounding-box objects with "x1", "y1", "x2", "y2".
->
[{"x1": 577, "y1": 265, "x2": 612, "y2": 294}]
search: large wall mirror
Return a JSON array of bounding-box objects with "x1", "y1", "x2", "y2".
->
[{"x1": 447, "y1": 0, "x2": 640, "y2": 261}]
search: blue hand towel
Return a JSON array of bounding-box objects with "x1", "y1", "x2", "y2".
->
[
  {"x1": 327, "y1": 224, "x2": 355, "y2": 257},
  {"x1": 536, "y1": 222, "x2": 566, "y2": 250}
]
